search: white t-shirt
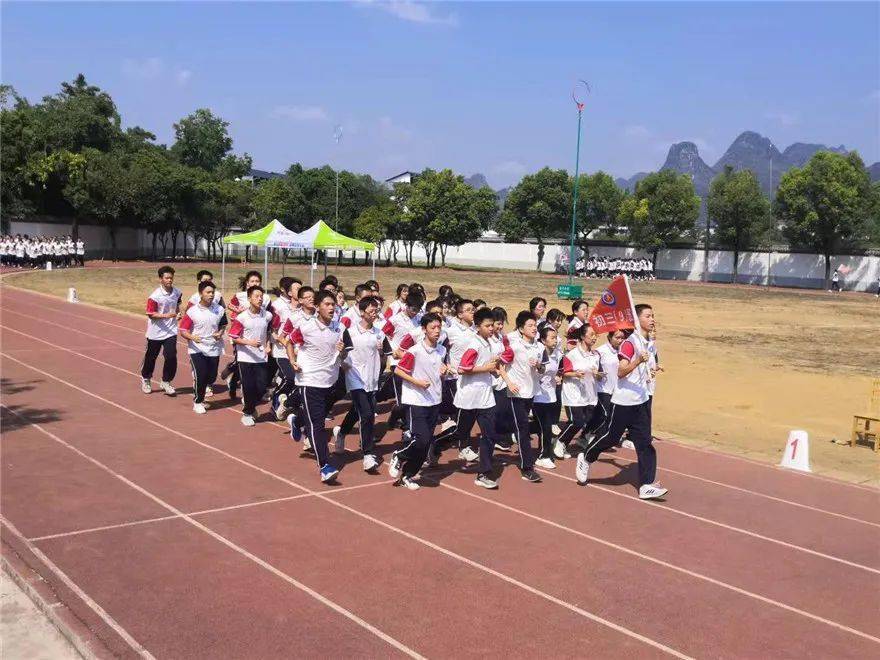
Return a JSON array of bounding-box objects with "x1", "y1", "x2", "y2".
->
[
  {"x1": 228, "y1": 308, "x2": 272, "y2": 364},
  {"x1": 288, "y1": 316, "x2": 345, "y2": 388},
  {"x1": 76, "y1": 240, "x2": 85, "y2": 255},
  {"x1": 453, "y1": 334, "x2": 495, "y2": 410},
  {"x1": 179, "y1": 302, "x2": 226, "y2": 357},
  {"x1": 268, "y1": 296, "x2": 295, "y2": 359},
  {"x1": 561, "y1": 346, "x2": 601, "y2": 407},
  {"x1": 397, "y1": 340, "x2": 447, "y2": 407},
  {"x1": 596, "y1": 342, "x2": 619, "y2": 395},
  {"x1": 187, "y1": 290, "x2": 224, "y2": 310},
  {"x1": 145, "y1": 286, "x2": 182, "y2": 340},
  {"x1": 343, "y1": 321, "x2": 391, "y2": 392},
  {"x1": 501, "y1": 331, "x2": 546, "y2": 400},
  {"x1": 444, "y1": 319, "x2": 475, "y2": 382},
  {"x1": 611, "y1": 333, "x2": 651, "y2": 406},
  {"x1": 534, "y1": 347, "x2": 563, "y2": 404},
  {"x1": 382, "y1": 310, "x2": 419, "y2": 365}
]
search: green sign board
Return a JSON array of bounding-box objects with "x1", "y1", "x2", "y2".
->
[{"x1": 556, "y1": 283, "x2": 583, "y2": 300}]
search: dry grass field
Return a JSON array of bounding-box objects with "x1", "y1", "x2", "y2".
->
[{"x1": 4, "y1": 260, "x2": 879, "y2": 486}]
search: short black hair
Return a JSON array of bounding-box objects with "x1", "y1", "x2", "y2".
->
[
  {"x1": 396, "y1": 283, "x2": 409, "y2": 297},
  {"x1": 278, "y1": 277, "x2": 296, "y2": 295},
  {"x1": 419, "y1": 312, "x2": 442, "y2": 328},
  {"x1": 539, "y1": 325, "x2": 558, "y2": 342},
  {"x1": 197, "y1": 280, "x2": 215, "y2": 293},
  {"x1": 491, "y1": 307, "x2": 507, "y2": 323},
  {"x1": 455, "y1": 299, "x2": 473, "y2": 315},
  {"x1": 354, "y1": 283, "x2": 370, "y2": 298},
  {"x1": 438, "y1": 284, "x2": 454, "y2": 297},
  {"x1": 574, "y1": 323, "x2": 590, "y2": 341},
  {"x1": 528, "y1": 296, "x2": 547, "y2": 312},
  {"x1": 515, "y1": 310, "x2": 535, "y2": 329},
  {"x1": 474, "y1": 308, "x2": 495, "y2": 326},
  {"x1": 364, "y1": 279, "x2": 379, "y2": 290},
  {"x1": 297, "y1": 285, "x2": 315, "y2": 299},
  {"x1": 473, "y1": 299, "x2": 487, "y2": 309},
  {"x1": 546, "y1": 308, "x2": 565, "y2": 324},
  {"x1": 405, "y1": 292, "x2": 424, "y2": 311},
  {"x1": 635, "y1": 303, "x2": 653, "y2": 317},
  {"x1": 196, "y1": 269, "x2": 213, "y2": 281},
  {"x1": 358, "y1": 296, "x2": 380, "y2": 312},
  {"x1": 314, "y1": 290, "x2": 335, "y2": 305},
  {"x1": 319, "y1": 277, "x2": 336, "y2": 290},
  {"x1": 158, "y1": 265, "x2": 175, "y2": 277},
  {"x1": 572, "y1": 299, "x2": 588, "y2": 314},
  {"x1": 425, "y1": 298, "x2": 443, "y2": 313},
  {"x1": 239, "y1": 270, "x2": 261, "y2": 290},
  {"x1": 246, "y1": 285, "x2": 264, "y2": 298}
]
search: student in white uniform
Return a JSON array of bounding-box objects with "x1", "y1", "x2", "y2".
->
[
  {"x1": 140, "y1": 266, "x2": 182, "y2": 395},
  {"x1": 590, "y1": 329, "x2": 626, "y2": 440},
  {"x1": 533, "y1": 325, "x2": 563, "y2": 469},
  {"x1": 557, "y1": 324, "x2": 603, "y2": 456},
  {"x1": 178, "y1": 280, "x2": 227, "y2": 414},
  {"x1": 227, "y1": 285, "x2": 273, "y2": 427}
]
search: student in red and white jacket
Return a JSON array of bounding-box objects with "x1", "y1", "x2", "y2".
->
[
  {"x1": 565, "y1": 299, "x2": 589, "y2": 349},
  {"x1": 580, "y1": 305, "x2": 667, "y2": 500},
  {"x1": 557, "y1": 323, "x2": 604, "y2": 455},
  {"x1": 379, "y1": 292, "x2": 423, "y2": 430},
  {"x1": 533, "y1": 325, "x2": 563, "y2": 469},
  {"x1": 221, "y1": 270, "x2": 267, "y2": 398},
  {"x1": 140, "y1": 266, "x2": 182, "y2": 396},
  {"x1": 187, "y1": 269, "x2": 225, "y2": 310},
  {"x1": 227, "y1": 285, "x2": 273, "y2": 428},
  {"x1": 287, "y1": 290, "x2": 349, "y2": 484},
  {"x1": 499, "y1": 311, "x2": 546, "y2": 483},
  {"x1": 333, "y1": 296, "x2": 392, "y2": 472},
  {"x1": 590, "y1": 328, "x2": 626, "y2": 444},
  {"x1": 269, "y1": 277, "x2": 301, "y2": 420},
  {"x1": 178, "y1": 280, "x2": 227, "y2": 414},
  {"x1": 388, "y1": 313, "x2": 449, "y2": 491},
  {"x1": 383, "y1": 283, "x2": 409, "y2": 320},
  {"x1": 451, "y1": 307, "x2": 500, "y2": 489}
]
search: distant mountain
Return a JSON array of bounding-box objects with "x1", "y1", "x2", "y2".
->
[
  {"x1": 496, "y1": 186, "x2": 511, "y2": 207},
  {"x1": 616, "y1": 131, "x2": 854, "y2": 199},
  {"x1": 662, "y1": 142, "x2": 715, "y2": 198},
  {"x1": 464, "y1": 173, "x2": 491, "y2": 190},
  {"x1": 868, "y1": 162, "x2": 880, "y2": 183}
]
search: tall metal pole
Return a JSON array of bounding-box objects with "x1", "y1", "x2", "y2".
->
[{"x1": 568, "y1": 107, "x2": 583, "y2": 285}]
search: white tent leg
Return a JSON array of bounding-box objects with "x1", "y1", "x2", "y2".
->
[
  {"x1": 371, "y1": 249, "x2": 376, "y2": 280},
  {"x1": 264, "y1": 247, "x2": 268, "y2": 284},
  {"x1": 310, "y1": 249, "x2": 315, "y2": 287},
  {"x1": 221, "y1": 245, "x2": 226, "y2": 297}
]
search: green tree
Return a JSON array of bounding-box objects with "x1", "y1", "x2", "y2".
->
[
  {"x1": 775, "y1": 151, "x2": 873, "y2": 285},
  {"x1": 495, "y1": 167, "x2": 569, "y2": 270},
  {"x1": 575, "y1": 171, "x2": 624, "y2": 257},
  {"x1": 619, "y1": 169, "x2": 700, "y2": 267},
  {"x1": 707, "y1": 165, "x2": 770, "y2": 281},
  {"x1": 170, "y1": 108, "x2": 233, "y2": 171},
  {"x1": 251, "y1": 177, "x2": 309, "y2": 230},
  {"x1": 353, "y1": 202, "x2": 396, "y2": 263}
]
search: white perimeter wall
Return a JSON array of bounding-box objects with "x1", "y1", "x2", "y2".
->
[{"x1": 8, "y1": 221, "x2": 879, "y2": 292}]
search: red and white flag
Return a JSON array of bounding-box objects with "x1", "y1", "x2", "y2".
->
[{"x1": 588, "y1": 275, "x2": 637, "y2": 334}]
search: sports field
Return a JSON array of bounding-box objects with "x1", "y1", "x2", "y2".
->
[{"x1": 5, "y1": 260, "x2": 879, "y2": 485}]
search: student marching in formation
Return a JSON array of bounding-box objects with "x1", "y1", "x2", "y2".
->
[
  {"x1": 578, "y1": 304, "x2": 667, "y2": 499},
  {"x1": 228, "y1": 285, "x2": 273, "y2": 427},
  {"x1": 136, "y1": 269, "x2": 665, "y2": 498},
  {"x1": 141, "y1": 266, "x2": 182, "y2": 395},
  {"x1": 287, "y1": 290, "x2": 350, "y2": 483},
  {"x1": 179, "y1": 280, "x2": 227, "y2": 414}
]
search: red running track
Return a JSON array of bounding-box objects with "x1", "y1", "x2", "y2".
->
[{"x1": 1, "y1": 284, "x2": 879, "y2": 658}]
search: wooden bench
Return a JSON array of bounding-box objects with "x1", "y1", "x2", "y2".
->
[{"x1": 851, "y1": 378, "x2": 880, "y2": 452}]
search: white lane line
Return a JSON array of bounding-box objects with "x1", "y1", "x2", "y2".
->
[
  {"x1": 27, "y1": 480, "x2": 394, "y2": 542},
  {"x1": 1, "y1": 405, "x2": 424, "y2": 660},
  {"x1": 436, "y1": 480, "x2": 880, "y2": 645},
  {"x1": 2, "y1": 350, "x2": 877, "y2": 646},
  {"x1": 5, "y1": 291, "x2": 878, "y2": 510},
  {"x1": 0, "y1": 354, "x2": 692, "y2": 658},
  {"x1": 3, "y1": 323, "x2": 876, "y2": 575},
  {"x1": 0, "y1": 515, "x2": 156, "y2": 659},
  {"x1": 610, "y1": 449, "x2": 880, "y2": 529}
]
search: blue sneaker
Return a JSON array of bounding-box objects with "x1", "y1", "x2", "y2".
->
[
  {"x1": 320, "y1": 464, "x2": 339, "y2": 483},
  {"x1": 287, "y1": 413, "x2": 302, "y2": 442}
]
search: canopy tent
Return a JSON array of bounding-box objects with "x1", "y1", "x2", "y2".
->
[
  {"x1": 219, "y1": 219, "x2": 378, "y2": 293},
  {"x1": 219, "y1": 220, "x2": 309, "y2": 293}
]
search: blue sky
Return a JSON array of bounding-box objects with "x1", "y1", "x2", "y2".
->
[{"x1": 3, "y1": 1, "x2": 878, "y2": 187}]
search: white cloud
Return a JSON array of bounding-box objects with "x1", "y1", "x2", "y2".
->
[
  {"x1": 378, "y1": 115, "x2": 414, "y2": 141},
  {"x1": 765, "y1": 110, "x2": 799, "y2": 127},
  {"x1": 175, "y1": 69, "x2": 193, "y2": 86},
  {"x1": 492, "y1": 160, "x2": 527, "y2": 177},
  {"x1": 270, "y1": 105, "x2": 329, "y2": 121},
  {"x1": 623, "y1": 125, "x2": 651, "y2": 139},
  {"x1": 121, "y1": 57, "x2": 163, "y2": 79},
  {"x1": 355, "y1": 1, "x2": 458, "y2": 26}
]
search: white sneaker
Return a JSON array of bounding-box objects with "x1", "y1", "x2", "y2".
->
[
  {"x1": 510, "y1": 433, "x2": 518, "y2": 445},
  {"x1": 302, "y1": 436, "x2": 312, "y2": 452},
  {"x1": 241, "y1": 414, "x2": 255, "y2": 427},
  {"x1": 551, "y1": 424, "x2": 562, "y2": 435},
  {"x1": 458, "y1": 447, "x2": 479, "y2": 462},
  {"x1": 400, "y1": 475, "x2": 420, "y2": 491},
  {"x1": 553, "y1": 440, "x2": 570, "y2": 460},
  {"x1": 193, "y1": 403, "x2": 207, "y2": 415},
  {"x1": 160, "y1": 381, "x2": 176, "y2": 395},
  {"x1": 474, "y1": 474, "x2": 498, "y2": 489},
  {"x1": 140, "y1": 379, "x2": 152, "y2": 394},
  {"x1": 439, "y1": 418, "x2": 456, "y2": 432},
  {"x1": 204, "y1": 386, "x2": 214, "y2": 398},
  {"x1": 535, "y1": 457, "x2": 556, "y2": 470},
  {"x1": 363, "y1": 454, "x2": 379, "y2": 472},
  {"x1": 621, "y1": 439, "x2": 635, "y2": 450},
  {"x1": 639, "y1": 483, "x2": 668, "y2": 500},
  {"x1": 575, "y1": 453, "x2": 590, "y2": 485},
  {"x1": 388, "y1": 453, "x2": 402, "y2": 478},
  {"x1": 332, "y1": 426, "x2": 345, "y2": 454}
]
